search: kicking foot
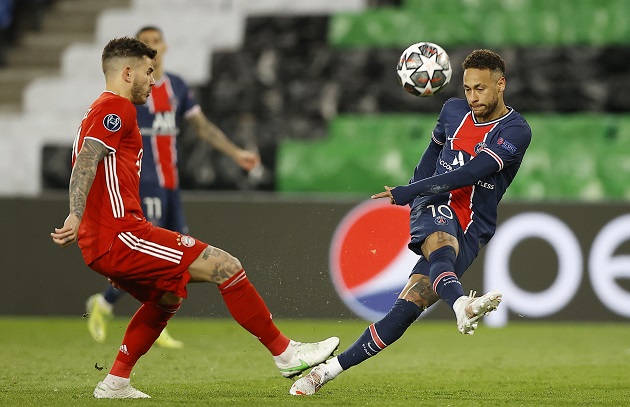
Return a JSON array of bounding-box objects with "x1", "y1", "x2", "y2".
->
[
  {"x1": 453, "y1": 290, "x2": 502, "y2": 335},
  {"x1": 290, "y1": 363, "x2": 334, "y2": 396},
  {"x1": 276, "y1": 337, "x2": 339, "y2": 378},
  {"x1": 93, "y1": 381, "x2": 151, "y2": 399}
]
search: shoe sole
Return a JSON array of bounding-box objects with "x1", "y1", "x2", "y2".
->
[{"x1": 468, "y1": 290, "x2": 502, "y2": 325}]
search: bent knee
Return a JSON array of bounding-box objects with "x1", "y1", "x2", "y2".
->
[
  {"x1": 211, "y1": 254, "x2": 243, "y2": 284},
  {"x1": 224, "y1": 254, "x2": 242, "y2": 275},
  {"x1": 189, "y1": 246, "x2": 244, "y2": 284}
]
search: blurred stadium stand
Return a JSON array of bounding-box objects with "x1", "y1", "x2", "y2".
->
[
  {"x1": 0, "y1": 0, "x2": 369, "y2": 195},
  {"x1": 1, "y1": 0, "x2": 629, "y2": 199}
]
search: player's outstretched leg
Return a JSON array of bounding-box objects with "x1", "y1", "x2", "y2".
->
[
  {"x1": 275, "y1": 337, "x2": 340, "y2": 378},
  {"x1": 453, "y1": 290, "x2": 502, "y2": 335},
  {"x1": 216, "y1": 267, "x2": 339, "y2": 377},
  {"x1": 291, "y1": 298, "x2": 423, "y2": 395}
]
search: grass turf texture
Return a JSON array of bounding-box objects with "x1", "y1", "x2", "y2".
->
[{"x1": 1, "y1": 318, "x2": 628, "y2": 406}]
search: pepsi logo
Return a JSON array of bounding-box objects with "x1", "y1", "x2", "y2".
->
[{"x1": 329, "y1": 200, "x2": 420, "y2": 322}]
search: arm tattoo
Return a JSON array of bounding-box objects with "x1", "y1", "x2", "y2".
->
[{"x1": 69, "y1": 139, "x2": 108, "y2": 219}]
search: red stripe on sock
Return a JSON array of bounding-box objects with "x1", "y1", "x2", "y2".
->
[
  {"x1": 369, "y1": 324, "x2": 387, "y2": 349},
  {"x1": 432, "y1": 271, "x2": 457, "y2": 294}
]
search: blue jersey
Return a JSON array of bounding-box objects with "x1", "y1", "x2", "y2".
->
[
  {"x1": 136, "y1": 72, "x2": 199, "y2": 190},
  {"x1": 392, "y1": 98, "x2": 531, "y2": 249},
  {"x1": 135, "y1": 72, "x2": 199, "y2": 233}
]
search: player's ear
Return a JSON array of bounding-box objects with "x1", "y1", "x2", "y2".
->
[
  {"x1": 123, "y1": 66, "x2": 132, "y2": 83},
  {"x1": 497, "y1": 76, "x2": 506, "y2": 92}
]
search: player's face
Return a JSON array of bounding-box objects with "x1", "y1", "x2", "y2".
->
[
  {"x1": 137, "y1": 29, "x2": 166, "y2": 69},
  {"x1": 130, "y1": 56, "x2": 155, "y2": 105},
  {"x1": 463, "y1": 68, "x2": 505, "y2": 122}
]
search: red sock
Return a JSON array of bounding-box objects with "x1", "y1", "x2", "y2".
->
[
  {"x1": 110, "y1": 302, "x2": 179, "y2": 378},
  {"x1": 219, "y1": 269, "x2": 290, "y2": 356}
]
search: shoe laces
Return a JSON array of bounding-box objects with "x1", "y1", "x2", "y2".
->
[
  {"x1": 468, "y1": 290, "x2": 477, "y2": 299},
  {"x1": 304, "y1": 366, "x2": 328, "y2": 389}
]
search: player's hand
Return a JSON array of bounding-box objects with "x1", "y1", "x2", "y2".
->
[
  {"x1": 371, "y1": 186, "x2": 396, "y2": 205},
  {"x1": 51, "y1": 213, "x2": 80, "y2": 247},
  {"x1": 234, "y1": 150, "x2": 261, "y2": 172}
]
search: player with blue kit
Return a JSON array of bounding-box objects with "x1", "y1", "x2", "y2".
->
[{"x1": 291, "y1": 49, "x2": 532, "y2": 396}]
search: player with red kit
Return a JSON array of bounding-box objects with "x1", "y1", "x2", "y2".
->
[
  {"x1": 51, "y1": 36, "x2": 338, "y2": 399},
  {"x1": 84, "y1": 26, "x2": 261, "y2": 348}
]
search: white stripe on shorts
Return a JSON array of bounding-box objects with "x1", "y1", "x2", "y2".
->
[{"x1": 118, "y1": 231, "x2": 183, "y2": 264}]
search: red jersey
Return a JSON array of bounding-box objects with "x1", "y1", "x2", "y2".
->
[{"x1": 72, "y1": 91, "x2": 150, "y2": 265}]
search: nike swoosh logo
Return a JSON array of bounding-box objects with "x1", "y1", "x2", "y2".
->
[{"x1": 279, "y1": 359, "x2": 309, "y2": 373}]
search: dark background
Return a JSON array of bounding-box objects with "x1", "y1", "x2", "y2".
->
[{"x1": 2, "y1": 194, "x2": 628, "y2": 322}]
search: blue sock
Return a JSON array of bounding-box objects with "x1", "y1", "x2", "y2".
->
[
  {"x1": 429, "y1": 245, "x2": 464, "y2": 309},
  {"x1": 337, "y1": 299, "x2": 422, "y2": 370},
  {"x1": 103, "y1": 284, "x2": 124, "y2": 305}
]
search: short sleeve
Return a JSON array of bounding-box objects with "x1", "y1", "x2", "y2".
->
[
  {"x1": 168, "y1": 73, "x2": 200, "y2": 119},
  {"x1": 83, "y1": 98, "x2": 135, "y2": 152}
]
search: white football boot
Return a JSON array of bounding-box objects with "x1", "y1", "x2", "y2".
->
[
  {"x1": 275, "y1": 337, "x2": 340, "y2": 378},
  {"x1": 290, "y1": 363, "x2": 335, "y2": 396},
  {"x1": 93, "y1": 381, "x2": 151, "y2": 398},
  {"x1": 453, "y1": 290, "x2": 502, "y2": 335}
]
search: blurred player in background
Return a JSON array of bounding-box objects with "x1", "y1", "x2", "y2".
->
[
  {"x1": 290, "y1": 49, "x2": 532, "y2": 396},
  {"x1": 85, "y1": 26, "x2": 261, "y2": 349},
  {"x1": 51, "y1": 36, "x2": 339, "y2": 399}
]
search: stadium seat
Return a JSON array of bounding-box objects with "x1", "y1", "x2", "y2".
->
[
  {"x1": 131, "y1": 0, "x2": 367, "y2": 16},
  {"x1": 278, "y1": 114, "x2": 630, "y2": 200}
]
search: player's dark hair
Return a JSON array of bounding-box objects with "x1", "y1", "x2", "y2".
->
[
  {"x1": 135, "y1": 25, "x2": 163, "y2": 39},
  {"x1": 101, "y1": 36, "x2": 157, "y2": 74},
  {"x1": 462, "y1": 49, "x2": 505, "y2": 75}
]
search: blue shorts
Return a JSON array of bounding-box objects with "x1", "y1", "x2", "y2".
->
[
  {"x1": 408, "y1": 199, "x2": 479, "y2": 279},
  {"x1": 139, "y1": 184, "x2": 189, "y2": 234}
]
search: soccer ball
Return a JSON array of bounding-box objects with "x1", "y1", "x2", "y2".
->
[{"x1": 396, "y1": 42, "x2": 452, "y2": 97}]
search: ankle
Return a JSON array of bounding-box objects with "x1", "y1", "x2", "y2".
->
[
  {"x1": 273, "y1": 340, "x2": 296, "y2": 364},
  {"x1": 324, "y1": 356, "x2": 343, "y2": 378},
  {"x1": 102, "y1": 374, "x2": 130, "y2": 390}
]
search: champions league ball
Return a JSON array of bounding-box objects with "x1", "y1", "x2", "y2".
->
[{"x1": 396, "y1": 42, "x2": 452, "y2": 97}]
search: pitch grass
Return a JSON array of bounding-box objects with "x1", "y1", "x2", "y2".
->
[{"x1": 1, "y1": 318, "x2": 629, "y2": 406}]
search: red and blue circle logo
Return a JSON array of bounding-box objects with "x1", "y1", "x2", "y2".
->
[{"x1": 329, "y1": 200, "x2": 420, "y2": 322}]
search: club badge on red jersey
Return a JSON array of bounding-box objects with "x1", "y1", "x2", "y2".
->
[{"x1": 177, "y1": 234, "x2": 196, "y2": 248}]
